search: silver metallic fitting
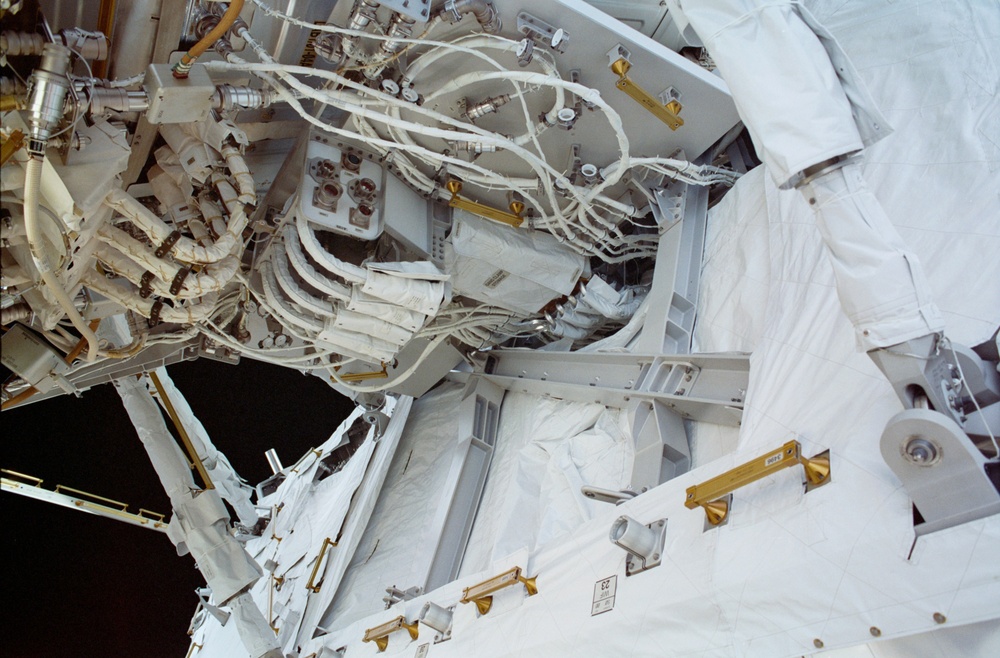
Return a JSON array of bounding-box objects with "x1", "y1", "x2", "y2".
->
[
  {"x1": 451, "y1": 141, "x2": 498, "y2": 154},
  {"x1": 25, "y1": 42, "x2": 73, "y2": 153},
  {"x1": 441, "y1": 0, "x2": 502, "y2": 34},
  {"x1": 214, "y1": 85, "x2": 270, "y2": 111},
  {"x1": 380, "y1": 12, "x2": 416, "y2": 57},
  {"x1": 348, "y1": 0, "x2": 380, "y2": 31},
  {"x1": 88, "y1": 87, "x2": 149, "y2": 114},
  {"x1": 0, "y1": 30, "x2": 45, "y2": 57},
  {"x1": 463, "y1": 94, "x2": 510, "y2": 122}
]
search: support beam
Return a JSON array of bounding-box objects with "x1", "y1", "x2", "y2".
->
[
  {"x1": 483, "y1": 350, "x2": 749, "y2": 492},
  {"x1": 482, "y1": 351, "x2": 748, "y2": 426}
]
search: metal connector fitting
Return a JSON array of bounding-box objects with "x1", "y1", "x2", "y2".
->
[
  {"x1": 214, "y1": 85, "x2": 269, "y2": 111},
  {"x1": 88, "y1": 87, "x2": 149, "y2": 114},
  {"x1": 348, "y1": 0, "x2": 380, "y2": 31},
  {"x1": 442, "y1": 0, "x2": 501, "y2": 34},
  {"x1": 25, "y1": 42, "x2": 73, "y2": 153},
  {"x1": 380, "y1": 12, "x2": 416, "y2": 56},
  {"x1": 463, "y1": 94, "x2": 510, "y2": 122}
]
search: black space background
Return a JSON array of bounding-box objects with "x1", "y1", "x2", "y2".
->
[{"x1": 2, "y1": 357, "x2": 354, "y2": 657}]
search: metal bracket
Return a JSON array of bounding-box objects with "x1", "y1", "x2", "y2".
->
[
  {"x1": 581, "y1": 485, "x2": 637, "y2": 505},
  {"x1": 517, "y1": 11, "x2": 569, "y2": 53},
  {"x1": 881, "y1": 408, "x2": 1000, "y2": 535},
  {"x1": 383, "y1": 585, "x2": 422, "y2": 609},
  {"x1": 624, "y1": 518, "x2": 666, "y2": 576},
  {"x1": 375, "y1": 0, "x2": 431, "y2": 23}
]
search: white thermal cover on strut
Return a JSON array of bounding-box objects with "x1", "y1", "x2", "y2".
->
[
  {"x1": 360, "y1": 270, "x2": 446, "y2": 316},
  {"x1": 347, "y1": 288, "x2": 427, "y2": 331},
  {"x1": 332, "y1": 308, "x2": 413, "y2": 346},
  {"x1": 151, "y1": 367, "x2": 259, "y2": 526},
  {"x1": 446, "y1": 211, "x2": 587, "y2": 315}
]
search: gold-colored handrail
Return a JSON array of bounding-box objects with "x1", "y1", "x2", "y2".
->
[
  {"x1": 610, "y1": 58, "x2": 684, "y2": 131},
  {"x1": 149, "y1": 371, "x2": 215, "y2": 490},
  {"x1": 55, "y1": 485, "x2": 128, "y2": 510},
  {"x1": 139, "y1": 508, "x2": 166, "y2": 522},
  {"x1": 4, "y1": 471, "x2": 168, "y2": 530},
  {"x1": 460, "y1": 566, "x2": 538, "y2": 615},
  {"x1": 268, "y1": 574, "x2": 282, "y2": 634},
  {"x1": 685, "y1": 439, "x2": 831, "y2": 526},
  {"x1": 1, "y1": 469, "x2": 43, "y2": 486},
  {"x1": 447, "y1": 179, "x2": 525, "y2": 228},
  {"x1": 305, "y1": 537, "x2": 337, "y2": 593},
  {"x1": 333, "y1": 363, "x2": 389, "y2": 383},
  {"x1": 363, "y1": 615, "x2": 419, "y2": 652}
]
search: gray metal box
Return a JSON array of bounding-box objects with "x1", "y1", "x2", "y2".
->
[{"x1": 144, "y1": 63, "x2": 215, "y2": 124}]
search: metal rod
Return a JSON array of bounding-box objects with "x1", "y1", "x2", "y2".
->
[
  {"x1": 305, "y1": 537, "x2": 337, "y2": 593},
  {"x1": 148, "y1": 371, "x2": 215, "y2": 490}
]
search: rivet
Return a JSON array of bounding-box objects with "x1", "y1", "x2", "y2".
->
[
  {"x1": 869, "y1": 626, "x2": 881, "y2": 637},
  {"x1": 813, "y1": 639, "x2": 824, "y2": 649},
  {"x1": 933, "y1": 612, "x2": 946, "y2": 624}
]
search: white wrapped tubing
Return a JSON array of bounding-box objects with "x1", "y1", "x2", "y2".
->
[
  {"x1": 294, "y1": 216, "x2": 367, "y2": 284},
  {"x1": 332, "y1": 308, "x2": 413, "y2": 346},
  {"x1": 220, "y1": 142, "x2": 257, "y2": 206},
  {"x1": 360, "y1": 270, "x2": 446, "y2": 316},
  {"x1": 280, "y1": 225, "x2": 351, "y2": 302},
  {"x1": 95, "y1": 228, "x2": 240, "y2": 298},
  {"x1": 22, "y1": 156, "x2": 100, "y2": 360},
  {"x1": 346, "y1": 289, "x2": 427, "y2": 332},
  {"x1": 269, "y1": 247, "x2": 335, "y2": 317},
  {"x1": 105, "y1": 187, "x2": 248, "y2": 265},
  {"x1": 83, "y1": 271, "x2": 219, "y2": 324},
  {"x1": 803, "y1": 164, "x2": 943, "y2": 350},
  {"x1": 259, "y1": 261, "x2": 397, "y2": 362},
  {"x1": 258, "y1": 260, "x2": 323, "y2": 334}
]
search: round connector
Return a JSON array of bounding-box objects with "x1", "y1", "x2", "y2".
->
[
  {"x1": 315, "y1": 181, "x2": 342, "y2": 210},
  {"x1": 317, "y1": 159, "x2": 337, "y2": 179},
  {"x1": 341, "y1": 151, "x2": 362, "y2": 173}
]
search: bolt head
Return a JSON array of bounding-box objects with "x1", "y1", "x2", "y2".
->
[{"x1": 902, "y1": 437, "x2": 940, "y2": 466}]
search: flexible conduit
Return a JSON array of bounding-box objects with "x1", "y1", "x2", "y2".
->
[
  {"x1": 23, "y1": 157, "x2": 99, "y2": 361},
  {"x1": 173, "y1": 0, "x2": 245, "y2": 78}
]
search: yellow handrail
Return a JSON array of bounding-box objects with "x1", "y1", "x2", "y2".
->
[
  {"x1": 460, "y1": 566, "x2": 538, "y2": 615},
  {"x1": 305, "y1": 537, "x2": 337, "y2": 593},
  {"x1": 149, "y1": 371, "x2": 215, "y2": 490},
  {"x1": 1, "y1": 469, "x2": 43, "y2": 486},
  {"x1": 685, "y1": 439, "x2": 831, "y2": 526}
]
